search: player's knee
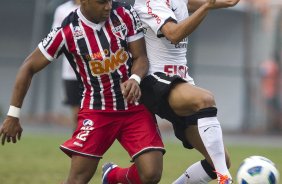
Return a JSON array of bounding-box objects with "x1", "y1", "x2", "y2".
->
[
  {"x1": 139, "y1": 170, "x2": 162, "y2": 184},
  {"x1": 66, "y1": 170, "x2": 93, "y2": 184},
  {"x1": 187, "y1": 92, "x2": 216, "y2": 113},
  {"x1": 197, "y1": 91, "x2": 215, "y2": 110}
]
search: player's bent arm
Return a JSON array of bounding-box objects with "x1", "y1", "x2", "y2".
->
[
  {"x1": 121, "y1": 37, "x2": 148, "y2": 102},
  {"x1": 10, "y1": 47, "x2": 50, "y2": 108},
  {"x1": 0, "y1": 48, "x2": 50, "y2": 145},
  {"x1": 128, "y1": 37, "x2": 149, "y2": 80},
  {"x1": 188, "y1": 0, "x2": 240, "y2": 12},
  {"x1": 162, "y1": 2, "x2": 212, "y2": 44}
]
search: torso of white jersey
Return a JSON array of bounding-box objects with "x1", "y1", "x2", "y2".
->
[
  {"x1": 134, "y1": 0, "x2": 194, "y2": 83},
  {"x1": 52, "y1": 1, "x2": 80, "y2": 80}
]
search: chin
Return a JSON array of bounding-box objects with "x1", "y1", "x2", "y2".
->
[{"x1": 101, "y1": 17, "x2": 109, "y2": 22}]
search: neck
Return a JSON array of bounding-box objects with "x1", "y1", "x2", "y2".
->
[{"x1": 80, "y1": 8, "x2": 100, "y2": 24}]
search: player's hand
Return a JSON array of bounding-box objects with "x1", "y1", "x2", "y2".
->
[
  {"x1": 0, "y1": 116, "x2": 23, "y2": 145},
  {"x1": 206, "y1": 0, "x2": 240, "y2": 9},
  {"x1": 121, "y1": 79, "x2": 141, "y2": 104},
  {"x1": 218, "y1": 0, "x2": 240, "y2": 7}
]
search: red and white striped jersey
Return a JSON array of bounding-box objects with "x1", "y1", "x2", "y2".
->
[{"x1": 38, "y1": 2, "x2": 144, "y2": 111}]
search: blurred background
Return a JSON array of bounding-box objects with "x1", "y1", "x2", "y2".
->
[
  {"x1": 0, "y1": 0, "x2": 282, "y2": 138},
  {"x1": 0, "y1": 0, "x2": 282, "y2": 183}
]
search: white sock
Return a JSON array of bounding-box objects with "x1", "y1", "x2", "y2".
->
[
  {"x1": 172, "y1": 161, "x2": 213, "y2": 184},
  {"x1": 198, "y1": 117, "x2": 231, "y2": 179}
]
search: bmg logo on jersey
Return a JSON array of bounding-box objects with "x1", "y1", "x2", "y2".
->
[{"x1": 88, "y1": 48, "x2": 129, "y2": 76}]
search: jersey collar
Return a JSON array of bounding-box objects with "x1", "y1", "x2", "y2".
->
[{"x1": 77, "y1": 8, "x2": 105, "y2": 31}]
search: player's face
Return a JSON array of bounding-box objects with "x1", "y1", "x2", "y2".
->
[{"x1": 81, "y1": 0, "x2": 112, "y2": 23}]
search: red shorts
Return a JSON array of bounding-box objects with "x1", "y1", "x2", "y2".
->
[{"x1": 60, "y1": 104, "x2": 165, "y2": 160}]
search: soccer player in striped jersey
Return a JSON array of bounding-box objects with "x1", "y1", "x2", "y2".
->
[{"x1": 0, "y1": 0, "x2": 165, "y2": 183}]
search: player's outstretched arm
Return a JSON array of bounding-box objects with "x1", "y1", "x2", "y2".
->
[
  {"x1": 189, "y1": 0, "x2": 240, "y2": 12},
  {"x1": 162, "y1": 0, "x2": 216, "y2": 44},
  {"x1": 121, "y1": 37, "x2": 148, "y2": 104},
  {"x1": 0, "y1": 48, "x2": 50, "y2": 145}
]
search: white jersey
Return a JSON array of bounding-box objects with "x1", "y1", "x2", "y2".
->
[
  {"x1": 134, "y1": 0, "x2": 194, "y2": 83},
  {"x1": 52, "y1": 1, "x2": 80, "y2": 80}
]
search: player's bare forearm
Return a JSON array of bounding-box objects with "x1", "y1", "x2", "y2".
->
[
  {"x1": 189, "y1": 0, "x2": 240, "y2": 12},
  {"x1": 10, "y1": 48, "x2": 50, "y2": 107},
  {"x1": 163, "y1": 2, "x2": 213, "y2": 44},
  {"x1": 130, "y1": 55, "x2": 149, "y2": 80},
  {"x1": 128, "y1": 37, "x2": 149, "y2": 79},
  {"x1": 10, "y1": 64, "x2": 34, "y2": 107},
  {"x1": 121, "y1": 37, "x2": 148, "y2": 103}
]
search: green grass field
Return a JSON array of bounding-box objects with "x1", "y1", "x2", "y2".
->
[{"x1": 0, "y1": 134, "x2": 281, "y2": 184}]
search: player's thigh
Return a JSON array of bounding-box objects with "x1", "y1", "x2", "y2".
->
[
  {"x1": 68, "y1": 155, "x2": 100, "y2": 182},
  {"x1": 168, "y1": 82, "x2": 215, "y2": 116},
  {"x1": 134, "y1": 150, "x2": 163, "y2": 179},
  {"x1": 118, "y1": 105, "x2": 165, "y2": 158}
]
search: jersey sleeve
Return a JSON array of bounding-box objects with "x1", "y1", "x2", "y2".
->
[
  {"x1": 122, "y1": 5, "x2": 144, "y2": 42},
  {"x1": 134, "y1": 0, "x2": 177, "y2": 36},
  {"x1": 38, "y1": 27, "x2": 65, "y2": 62}
]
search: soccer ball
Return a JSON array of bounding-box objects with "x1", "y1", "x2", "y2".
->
[{"x1": 236, "y1": 156, "x2": 280, "y2": 184}]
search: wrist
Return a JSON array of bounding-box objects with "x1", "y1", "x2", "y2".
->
[
  {"x1": 7, "y1": 105, "x2": 21, "y2": 118},
  {"x1": 129, "y1": 74, "x2": 141, "y2": 85},
  {"x1": 203, "y1": 2, "x2": 214, "y2": 10}
]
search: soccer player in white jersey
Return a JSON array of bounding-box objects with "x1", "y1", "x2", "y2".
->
[
  {"x1": 135, "y1": 0, "x2": 240, "y2": 183},
  {"x1": 103, "y1": 0, "x2": 240, "y2": 183},
  {"x1": 52, "y1": 0, "x2": 81, "y2": 131},
  {"x1": 0, "y1": 0, "x2": 165, "y2": 183}
]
